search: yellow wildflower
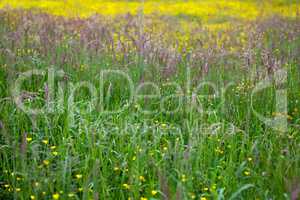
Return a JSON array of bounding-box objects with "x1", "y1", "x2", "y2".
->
[
  {"x1": 151, "y1": 190, "x2": 158, "y2": 196},
  {"x1": 16, "y1": 188, "x2": 21, "y2": 192},
  {"x1": 139, "y1": 175, "x2": 146, "y2": 182},
  {"x1": 30, "y1": 195, "x2": 35, "y2": 200},
  {"x1": 42, "y1": 140, "x2": 48, "y2": 145},
  {"x1": 181, "y1": 174, "x2": 187, "y2": 182},
  {"x1": 43, "y1": 160, "x2": 50, "y2": 166},
  {"x1": 52, "y1": 193, "x2": 60, "y2": 199},
  {"x1": 122, "y1": 183, "x2": 130, "y2": 189},
  {"x1": 75, "y1": 174, "x2": 82, "y2": 179},
  {"x1": 68, "y1": 193, "x2": 75, "y2": 197},
  {"x1": 114, "y1": 167, "x2": 120, "y2": 171},
  {"x1": 189, "y1": 193, "x2": 196, "y2": 199},
  {"x1": 26, "y1": 137, "x2": 33, "y2": 142},
  {"x1": 244, "y1": 171, "x2": 250, "y2": 176}
]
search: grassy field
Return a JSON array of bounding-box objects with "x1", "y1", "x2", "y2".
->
[{"x1": 0, "y1": 1, "x2": 300, "y2": 200}]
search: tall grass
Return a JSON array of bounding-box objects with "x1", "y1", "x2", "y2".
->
[{"x1": 0, "y1": 8, "x2": 300, "y2": 200}]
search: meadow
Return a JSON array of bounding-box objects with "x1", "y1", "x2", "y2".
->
[{"x1": 0, "y1": 1, "x2": 300, "y2": 200}]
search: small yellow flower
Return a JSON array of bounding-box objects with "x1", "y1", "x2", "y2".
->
[
  {"x1": 16, "y1": 177, "x2": 21, "y2": 181},
  {"x1": 132, "y1": 156, "x2": 136, "y2": 161},
  {"x1": 42, "y1": 191, "x2": 46, "y2": 195},
  {"x1": 16, "y1": 188, "x2": 21, "y2": 192},
  {"x1": 68, "y1": 193, "x2": 75, "y2": 197},
  {"x1": 140, "y1": 197, "x2": 148, "y2": 200},
  {"x1": 161, "y1": 123, "x2": 167, "y2": 128},
  {"x1": 151, "y1": 190, "x2": 158, "y2": 196},
  {"x1": 244, "y1": 171, "x2": 250, "y2": 176},
  {"x1": 200, "y1": 197, "x2": 207, "y2": 200},
  {"x1": 163, "y1": 146, "x2": 168, "y2": 151},
  {"x1": 30, "y1": 195, "x2": 35, "y2": 200},
  {"x1": 247, "y1": 157, "x2": 252, "y2": 162},
  {"x1": 78, "y1": 187, "x2": 83, "y2": 192},
  {"x1": 26, "y1": 137, "x2": 33, "y2": 142},
  {"x1": 189, "y1": 193, "x2": 196, "y2": 199},
  {"x1": 52, "y1": 151, "x2": 58, "y2": 156},
  {"x1": 42, "y1": 140, "x2": 48, "y2": 145},
  {"x1": 50, "y1": 146, "x2": 56, "y2": 150},
  {"x1": 52, "y1": 193, "x2": 60, "y2": 199},
  {"x1": 212, "y1": 184, "x2": 217, "y2": 190},
  {"x1": 4, "y1": 184, "x2": 10, "y2": 188},
  {"x1": 122, "y1": 183, "x2": 130, "y2": 189},
  {"x1": 34, "y1": 182, "x2": 39, "y2": 187},
  {"x1": 203, "y1": 187, "x2": 209, "y2": 191},
  {"x1": 75, "y1": 174, "x2": 82, "y2": 179},
  {"x1": 43, "y1": 160, "x2": 50, "y2": 166},
  {"x1": 114, "y1": 167, "x2": 120, "y2": 171},
  {"x1": 139, "y1": 175, "x2": 146, "y2": 182},
  {"x1": 181, "y1": 174, "x2": 187, "y2": 182}
]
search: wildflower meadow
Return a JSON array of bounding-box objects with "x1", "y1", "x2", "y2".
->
[{"x1": 0, "y1": 1, "x2": 300, "y2": 200}]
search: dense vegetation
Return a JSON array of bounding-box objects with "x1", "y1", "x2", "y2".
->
[{"x1": 0, "y1": 1, "x2": 300, "y2": 200}]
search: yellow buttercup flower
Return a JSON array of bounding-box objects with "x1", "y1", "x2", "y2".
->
[
  {"x1": 151, "y1": 190, "x2": 158, "y2": 196},
  {"x1": 181, "y1": 174, "x2": 187, "y2": 182},
  {"x1": 200, "y1": 197, "x2": 207, "y2": 200},
  {"x1": 140, "y1": 197, "x2": 148, "y2": 200},
  {"x1": 52, "y1": 193, "x2": 60, "y2": 199},
  {"x1": 244, "y1": 171, "x2": 250, "y2": 176},
  {"x1": 16, "y1": 188, "x2": 21, "y2": 192},
  {"x1": 26, "y1": 137, "x2": 33, "y2": 142},
  {"x1": 75, "y1": 174, "x2": 83, "y2": 179},
  {"x1": 43, "y1": 160, "x2": 50, "y2": 166},
  {"x1": 68, "y1": 193, "x2": 75, "y2": 197},
  {"x1": 113, "y1": 167, "x2": 120, "y2": 171},
  {"x1": 52, "y1": 151, "x2": 58, "y2": 156},
  {"x1": 139, "y1": 175, "x2": 146, "y2": 182},
  {"x1": 42, "y1": 139, "x2": 48, "y2": 144},
  {"x1": 189, "y1": 193, "x2": 196, "y2": 199},
  {"x1": 30, "y1": 195, "x2": 35, "y2": 200},
  {"x1": 122, "y1": 183, "x2": 130, "y2": 189}
]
